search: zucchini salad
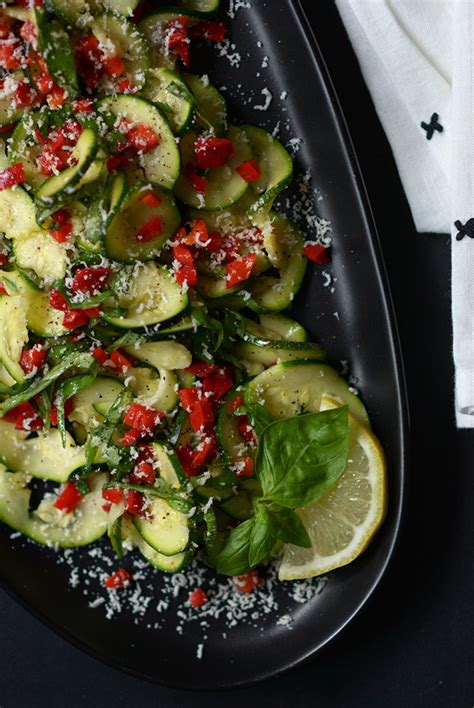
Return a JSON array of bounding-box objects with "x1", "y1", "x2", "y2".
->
[{"x1": 0, "y1": 0, "x2": 387, "y2": 598}]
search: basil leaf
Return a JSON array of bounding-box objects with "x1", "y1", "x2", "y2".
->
[
  {"x1": 216, "y1": 518, "x2": 254, "y2": 576},
  {"x1": 0, "y1": 352, "x2": 95, "y2": 416},
  {"x1": 248, "y1": 505, "x2": 275, "y2": 568},
  {"x1": 256, "y1": 408, "x2": 349, "y2": 508},
  {"x1": 268, "y1": 506, "x2": 311, "y2": 548}
]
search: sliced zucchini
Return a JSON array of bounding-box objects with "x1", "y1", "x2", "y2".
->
[
  {"x1": 242, "y1": 126, "x2": 293, "y2": 213},
  {"x1": 8, "y1": 111, "x2": 49, "y2": 189},
  {"x1": 216, "y1": 389, "x2": 256, "y2": 464},
  {"x1": 126, "y1": 366, "x2": 179, "y2": 412},
  {"x1": 104, "y1": 263, "x2": 189, "y2": 329},
  {"x1": 35, "y1": 8, "x2": 78, "y2": 97},
  {"x1": 142, "y1": 68, "x2": 194, "y2": 135},
  {"x1": 0, "y1": 422, "x2": 88, "y2": 483},
  {"x1": 13, "y1": 231, "x2": 69, "y2": 284},
  {"x1": 104, "y1": 182, "x2": 180, "y2": 263},
  {"x1": 174, "y1": 126, "x2": 252, "y2": 210},
  {"x1": 91, "y1": 13, "x2": 150, "y2": 93},
  {"x1": 245, "y1": 361, "x2": 369, "y2": 424},
  {"x1": 183, "y1": 73, "x2": 227, "y2": 135},
  {"x1": 48, "y1": 0, "x2": 139, "y2": 26},
  {"x1": 197, "y1": 274, "x2": 246, "y2": 299},
  {"x1": 0, "y1": 290, "x2": 28, "y2": 385},
  {"x1": 98, "y1": 95, "x2": 180, "y2": 189},
  {"x1": 235, "y1": 340, "x2": 326, "y2": 369},
  {"x1": 258, "y1": 313, "x2": 308, "y2": 343},
  {"x1": 0, "y1": 186, "x2": 40, "y2": 240},
  {"x1": 123, "y1": 340, "x2": 192, "y2": 370},
  {"x1": 154, "y1": 314, "x2": 195, "y2": 337},
  {"x1": 137, "y1": 533, "x2": 190, "y2": 572},
  {"x1": 0, "y1": 467, "x2": 108, "y2": 548},
  {"x1": 178, "y1": 0, "x2": 219, "y2": 13},
  {"x1": 139, "y1": 10, "x2": 196, "y2": 70},
  {"x1": 152, "y1": 442, "x2": 186, "y2": 487},
  {"x1": 133, "y1": 496, "x2": 190, "y2": 556},
  {"x1": 35, "y1": 128, "x2": 99, "y2": 208},
  {"x1": 69, "y1": 376, "x2": 124, "y2": 427},
  {"x1": 81, "y1": 172, "x2": 128, "y2": 253},
  {"x1": 17, "y1": 270, "x2": 68, "y2": 337}
]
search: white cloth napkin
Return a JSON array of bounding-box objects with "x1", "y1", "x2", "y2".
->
[{"x1": 335, "y1": 0, "x2": 474, "y2": 428}]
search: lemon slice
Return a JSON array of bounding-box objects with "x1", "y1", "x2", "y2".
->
[{"x1": 278, "y1": 395, "x2": 387, "y2": 581}]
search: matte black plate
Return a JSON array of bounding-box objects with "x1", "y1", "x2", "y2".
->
[{"x1": 0, "y1": 0, "x2": 407, "y2": 690}]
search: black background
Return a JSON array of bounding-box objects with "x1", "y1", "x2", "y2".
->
[{"x1": 1, "y1": 2, "x2": 473, "y2": 706}]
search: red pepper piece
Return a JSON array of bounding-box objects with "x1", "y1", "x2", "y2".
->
[
  {"x1": 19, "y1": 346, "x2": 47, "y2": 374},
  {"x1": 109, "y1": 349, "x2": 132, "y2": 372},
  {"x1": 236, "y1": 159, "x2": 261, "y2": 183},
  {"x1": 50, "y1": 221, "x2": 73, "y2": 243},
  {"x1": 303, "y1": 243, "x2": 330, "y2": 265},
  {"x1": 179, "y1": 388, "x2": 215, "y2": 431},
  {"x1": 49, "y1": 289, "x2": 68, "y2": 311},
  {"x1": 70, "y1": 266, "x2": 110, "y2": 295},
  {"x1": 0, "y1": 254, "x2": 7, "y2": 267},
  {"x1": 62, "y1": 309, "x2": 90, "y2": 330},
  {"x1": 13, "y1": 80, "x2": 36, "y2": 109},
  {"x1": 121, "y1": 427, "x2": 140, "y2": 447},
  {"x1": 176, "y1": 434, "x2": 216, "y2": 477},
  {"x1": 126, "y1": 123, "x2": 159, "y2": 153},
  {"x1": 232, "y1": 570, "x2": 262, "y2": 593},
  {"x1": 54, "y1": 482, "x2": 82, "y2": 513},
  {"x1": 205, "y1": 232, "x2": 224, "y2": 252},
  {"x1": 73, "y1": 98, "x2": 94, "y2": 113},
  {"x1": 139, "y1": 189, "x2": 162, "y2": 208},
  {"x1": 202, "y1": 375, "x2": 234, "y2": 401},
  {"x1": 233, "y1": 455, "x2": 254, "y2": 478},
  {"x1": 184, "y1": 163, "x2": 206, "y2": 194},
  {"x1": 2, "y1": 401, "x2": 35, "y2": 424},
  {"x1": 117, "y1": 77, "x2": 137, "y2": 93},
  {"x1": 225, "y1": 253, "x2": 257, "y2": 288},
  {"x1": 130, "y1": 460, "x2": 156, "y2": 485},
  {"x1": 135, "y1": 216, "x2": 162, "y2": 242},
  {"x1": 184, "y1": 360, "x2": 220, "y2": 378},
  {"x1": 123, "y1": 402, "x2": 164, "y2": 431},
  {"x1": 189, "y1": 19, "x2": 226, "y2": 42},
  {"x1": 237, "y1": 415, "x2": 257, "y2": 446},
  {"x1": 46, "y1": 85, "x2": 67, "y2": 109},
  {"x1": 102, "y1": 487, "x2": 125, "y2": 505},
  {"x1": 0, "y1": 40, "x2": 24, "y2": 70},
  {"x1": 103, "y1": 54, "x2": 125, "y2": 77},
  {"x1": 104, "y1": 567, "x2": 132, "y2": 590},
  {"x1": 175, "y1": 263, "x2": 197, "y2": 287},
  {"x1": 0, "y1": 163, "x2": 25, "y2": 191},
  {"x1": 0, "y1": 282, "x2": 8, "y2": 296},
  {"x1": 166, "y1": 16, "x2": 190, "y2": 67},
  {"x1": 195, "y1": 136, "x2": 235, "y2": 170},
  {"x1": 172, "y1": 244, "x2": 194, "y2": 267},
  {"x1": 188, "y1": 587, "x2": 208, "y2": 608},
  {"x1": 19, "y1": 18, "x2": 37, "y2": 46},
  {"x1": 185, "y1": 218, "x2": 208, "y2": 247},
  {"x1": 106, "y1": 154, "x2": 130, "y2": 172},
  {"x1": 91, "y1": 347, "x2": 108, "y2": 365},
  {"x1": 52, "y1": 208, "x2": 70, "y2": 224},
  {"x1": 125, "y1": 489, "x2": 144, "y2": 515},
  {"x1": 227, "y1": 393, "x2": 244, "y2": 414}
]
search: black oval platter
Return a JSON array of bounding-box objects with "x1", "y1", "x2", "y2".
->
[{"x1": 0, "y1": 0, "x2": 408, "y2": 690}]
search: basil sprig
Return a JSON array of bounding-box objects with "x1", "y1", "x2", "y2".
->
[{"x1": 217, "y1": 407, "x2": 349, "y2": 576}]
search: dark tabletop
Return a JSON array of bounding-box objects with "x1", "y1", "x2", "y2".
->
[{"x1": 1, "y1": 2, "x2": 473, "y2": 707}]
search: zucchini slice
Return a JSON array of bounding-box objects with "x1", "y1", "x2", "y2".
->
[
  {"x1": 0, "y1": 422, "x2": 88, "y2": 483},
  {"x1": 126, "y1": 366, "x2": 179, "y2": 412},
  {"x1": 69, "y1": 376, "x2": 125, "y2": 427},
  {"x1": 152, "y1": 442, "x2": 187, "y2": 487},
  {"x1": 257, "y1": 313, "x2": 308, "y2": 343},
  {"x1": 17, "y1": 271, "x2": 68, "y2": 337},
  {"x1": 139, "y1": 10, "x2": 195, "y2": 70},
  {"x1": 104, "y1": 262, "x2": 188, "y2": 328},
  {"x1": 35, "y1": 128, "x2": 99, "y2": 208},
  {"x1": 242, "y1": 126, "x2": 293, "y2": 213},
  {"x1": 178, "y1": 0, "x2": 220, "y2": 13},
  {"x1": 0, "y1": 290, "x2": 28, "y2": 385},
  {"x1": 137, "y1": 534, "x2": 191, "y2": 572},
  {"x1": 104, "y1": 182, "x2": 180, "y2": 263},
  {"x1": 183, "y1": 73, "x2": 227, "y2": 135},
  {"x1": 142, "y1": 68, "x2": 194, "y2": 135},
  {"x1": 13, "y1": 231, "x2": 69, "y2": 284},
  {"x1": 81, "y1": 172, "x2": 128, "y2": 254},
  {"x1": 48, "y1": 0, "x2": 139, "y2": 26},
  {"x1": 0, "y1": 186, "x2": 40, "y2": 240},
  {"x1": 174, "y1": 126, "x2": 252, "y2": 210},
  {"x1": 9, "y1": 111, "x2": 49, "y2": 189},
  {"x1": 98, "y1": 95, "x2": 180, "y2": 189},
  {"x1": 245, "y1": 361, "x2": 369, "y2": 424},
  {"x1": 123, "y1": 340, "x2": 192, "y2": 371},
  {"x1": 0, "y1": 467, "x2": 108, "y2": 548},
  {"x1": 216, "y1": 390, "x2": 257, "y2": 465},
  {"x1": 133, "y1": 496, "x2": 190, "y2": 556},
  {"x1": 235, "y1": 340, "x2": 326, "y2": 369},
  {"x1": 91, "y1": 13, "x2": 150, "y2": 93}
]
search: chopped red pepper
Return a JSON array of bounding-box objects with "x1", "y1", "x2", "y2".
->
[
  {"x1": 0, "y1": 163, "x2": 25, "y2": 191},
  {"x1": 0, "y1": 282, "x2": 9, "y2": 296},
  {"x1": 117, "y1": 77, "x2": 137, "y2": 93},
  {"x1": 62, "y1": 309, "x2": 90, "y2": 330},
  {"x1": 188, "y1": 587, "x2": 208, "y2": 607},
  {"x1": 104, "y1": 567, "x2": 132, "y2": 590},
  {"x1": 195, "y1": 136, "x2": 235, "y2": 170},
  {"x1": 172, "y1": 244, "x2": 194, "y2": 267},
  {"x1": 70, "y1": 266, "x2": 110, "y2": 295},
  {"x1": 72, "y1": 98, "x2": 94, "y2": 113},
  {"x1": 0, "y1": 122, "x2": 17, "y2": 134},
  {"x1": 185, "y1": 218, "x2": 208, "y2": 247},
  {"x1": 184, "y1": 163, "x2": 206, "y2": 194},
  {"x1": 303, "y1": 243, "x2": 330, "y2": 265},
  {"x1": 103, "y1": 54, "x2": 125, "y2": 77},
  {"x1": 52, "y1": 208, "x2": 70, "y2": 224},
  {"x1": 0, "y1": 40, "x2": 24, "y2": 70},
  {"x1": 225, "y1": 253, "x2": 257, "y2": 288},
  {"x1": 37, "y1": 145, "x2": 67, "y2": 176},
  {"x1": 202, "y1": 375, "x2": 234, "y2": 400},
  {"x1": 237, "y1": 415, "x2": 257, "y2": 446},
  {"x1": 178, "y1": 388, "x2": 215, "y2": 431},
  {"x1": 126, "y1": 123, "x2": 159, "y2": 153},
  {"x1": 227, "y1": 393, "x2": 244, "y2": 414},
  {"x1": 121, "y1": 427, "x2": 141, "y2": 447},
  {"x1": 233, "y1": 456, "x2": 254, "y2": 478},
  {"x1": 184, "y1": 360, "x2": 220, "y2": 378},
  {"x1": 91, "y1": 346, "x2": 108, "y2": 365},
  {"x1": 123, "y1": 402, "x2": 163, "y2": 434},
  {"x1": 106, "y1": 154, "x2": 129, "y2": 172},
  {"x1": 232, "y1": 570, "x2": 262, "y2": 593},
  {"x1": 125, "y1": 489, "x2": 144, "y2": 515},
  {"x1": 2, "y1": 401, "x2": 35, "y2": 424},
  {"x1": 236, "y1": 159, "x2": 261, "y2": 183},
  {"x1": 50, "y1": 221, "x2": 73, "y2": 243},
  {"x1": 102, "y1": 487, "x2": 125, "y2": 505},
  {"x1": 135, "y1": 216, "x2": 163, "y2": 243},
  {"x1": 49, "y1": 289, "x2": 68, "y2": 311},
  {"x1": 20, "y1": 19, "x2": 37, "y2": 46},
  {"x1": 0, "y1": 254, "x2": 7, "y2": 267},
  {"x1": 139, "y1": 189, "x2": 162, "y2": 208},
  {"x1": 130, "y1": 460, "x2": 156, "y2": 485},
  {"x1": 166, "y1": 16, "x2": 190, "y2": 67},
  {"x1": 16, "y1": 409, "x2": 43, "y2": 431},
  {"x1": 189, "y1": 19, "x2": 226, "y2": 43},
  {"x1": 19, "y1": 346, "x2": 47, "y2": 374},
  {"x1": 54, "y1": 482, "x2": 82, "y2": 513},
  {"x1": 13, "y1": 80, "x2": 36, "y2": 109},
  {"x1": 176, "y1": 434, "x2": 216, "y2": 477},
  {"x1": 109, "y1": 349, "x2": 132, "y2": 372},
  {"x1": 175, "y1": 263, "x2": 197, "y2": 287},
  {"x1": 46, "y1": 85, "x2": 67, "y2": 109}
]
